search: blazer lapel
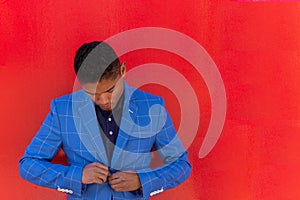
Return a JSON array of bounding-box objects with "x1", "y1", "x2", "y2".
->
[
  {"x1": 110, "y1": 84, "x2": 138, "y2": 169},
  {"x1": 75, "y1": 91, "x2": 108, "y2": 165}
]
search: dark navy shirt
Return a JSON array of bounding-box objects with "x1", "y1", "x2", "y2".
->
[{"x1": 95, "y1": 93, "x2": 124, "y2": 163}]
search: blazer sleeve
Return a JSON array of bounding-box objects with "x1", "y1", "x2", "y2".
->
[
  {"x1": 19, "y1": 99, "x2": 84, "y2": 197},
  {"x1": 137, "y1": 98, "x2": 192, "y2": 199}
]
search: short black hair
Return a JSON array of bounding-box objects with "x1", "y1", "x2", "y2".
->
[{"x1": 74, "y1": 41, "x2": 121, "y2": 84}]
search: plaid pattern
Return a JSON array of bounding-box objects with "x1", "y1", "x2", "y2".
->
[{"x1": 19, "y1": 82, "x2": 191, "y2": 200}]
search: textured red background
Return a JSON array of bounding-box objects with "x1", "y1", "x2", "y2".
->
[{"x1": 1, "y1": 1, "x2": 300, "y2": 199}]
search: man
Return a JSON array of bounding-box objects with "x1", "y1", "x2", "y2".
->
[{"x1": 19, "y1": 41, "x2": 191, "y2": 199}]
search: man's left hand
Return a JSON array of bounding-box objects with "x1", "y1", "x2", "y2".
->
[{"x1": 108, "y1": 171, "x2": 141, "y2": 192}]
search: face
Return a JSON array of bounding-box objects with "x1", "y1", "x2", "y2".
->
[{"x1": 82, "y1": 64, "x2": 126, "y2": 111}]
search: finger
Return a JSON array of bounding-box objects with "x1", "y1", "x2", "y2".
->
[
  {"x1": 92, "y1": 169, "x2": 109, "y2": 182},
  {"x1": 109, "y1": 176, "x2": 124, "y2": 186},
  {"x1": 85, "y1": 168, "x2": 107, "y2": 183},
  {"x1": 94, "y1": 177, "x2": 104, "y2": 184},
  {"x1": 110, "y1": 182, "x2": 125, "y2": 192},
  {"x1": 108, "y1": 174, "x2": 116, "y2": 182},
  {"x1": 93, "y1": 168, "x2": 109, "y2": 176},
  {"x1": 109, "y1": 171, "x2": 124, "y2": 180},
  {"x1": 93, "y1": 166, "x2": 110, "y2": 177},
  {"x1": 97, "y1": 173, "x2": 108, "y2": 182},
  {"x1": 108, "y1": 172, "x2": 123, "y2": 183},
  {"x1": 96, "y1": 165, "x2": 109, "y2": 177},
  {"x1": 94, "y1": 162, "x2": 109, "y2": 171}
]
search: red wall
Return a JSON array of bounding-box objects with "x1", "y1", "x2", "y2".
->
[{"x1": 1, "y1": 1, "x2": 300, "y2": 199}]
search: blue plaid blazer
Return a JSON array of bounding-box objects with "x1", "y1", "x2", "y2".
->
[{"x1": 19, "y1": 82, "x2": 191, "y2": 200}]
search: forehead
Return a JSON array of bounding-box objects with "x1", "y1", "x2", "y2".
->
[{"x1": 82, "y1": 77, "x2": 118, "y2": 92}]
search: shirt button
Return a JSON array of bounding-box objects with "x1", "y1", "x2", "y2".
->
[
  {"x1": 109, "y1": 131, "x2": 113, "y2": 135},
  {"x1": 108, "y1": 117, "x2": 112, "y2": 122}
]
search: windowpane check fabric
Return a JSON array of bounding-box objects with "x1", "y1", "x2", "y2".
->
[{"x1": 19, "y1": 82, "x2": 191, "y2": 200}]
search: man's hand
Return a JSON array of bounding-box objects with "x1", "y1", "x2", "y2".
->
[
  {"x1": 108, "y1": 171, "x2": 142, "y2": 192},
  {"x1": 82, "y1": 162, "x2": 109, "y2": 184}
]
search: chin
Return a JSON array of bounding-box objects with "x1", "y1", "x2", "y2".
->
[{"x1": 99, "y1": 105, "x2": 112, "y2": 111}]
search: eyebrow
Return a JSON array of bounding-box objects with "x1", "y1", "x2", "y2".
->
[
  {"x1": 105, "y1": 85, "x2": 115, "y2": 93},
  {"x1": 85, "y1": 85, "x2": 116, "y2": 95}
]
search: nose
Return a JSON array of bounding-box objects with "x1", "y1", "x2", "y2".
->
[{"x1": 95, "y1": 93, "x2": 110, "y2": 105}]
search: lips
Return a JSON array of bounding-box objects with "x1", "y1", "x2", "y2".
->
[{"x1": 100, "y1": 104, "x2": 111, "y2": 110}]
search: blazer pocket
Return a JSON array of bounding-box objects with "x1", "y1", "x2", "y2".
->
[{"x1": 124, "y1": 136, "x2": 155, "y2": 153}]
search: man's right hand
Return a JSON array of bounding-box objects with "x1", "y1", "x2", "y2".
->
[{"x1": 82, "y1": 162, "x2": 109, "y2": 184}]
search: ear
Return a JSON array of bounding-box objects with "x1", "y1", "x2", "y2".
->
[{"x1": 120, "y1": 62, "x2": 126, "y2": 77}]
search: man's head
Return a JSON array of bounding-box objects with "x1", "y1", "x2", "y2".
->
[{"x1": 74, "y1": 41, "x2": 126, "y2": 111}]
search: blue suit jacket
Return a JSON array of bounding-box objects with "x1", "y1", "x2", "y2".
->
[{"x1": 19, "y1": 82, "x2": 191, "y2": 200}]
